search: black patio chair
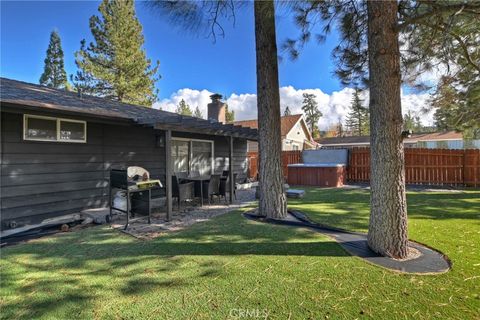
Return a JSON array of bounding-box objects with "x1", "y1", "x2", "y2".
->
[
  {"x1": 220, "y1": 173, "x2": 237, "y2": 203},
  {"x1": 189, "y1": 170, "x2": 200, "y2": 178},
  {"x1": 222, "y1": 170, "x2": 230, "y2": 178},
  {"x1": 202, "y1": 174, "x2": 221, "y2": 205},
  {"x1": 172, "y1": 175, "x2": 194, "y2": 210},
  {"x1": 175, "y1": 171, "x2": 188, "y2": 182}
]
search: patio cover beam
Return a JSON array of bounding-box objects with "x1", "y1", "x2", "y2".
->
[
  {"x1": 165, "y1": 129, "x2": 173, "y2": 221},
  {"x1": 138, "y1": 116, "x2": 258, "y2": 140},
  {"x1": 229, "y1": 136, "x2": 234, "y2": 204}
]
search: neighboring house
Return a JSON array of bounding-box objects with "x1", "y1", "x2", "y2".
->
[
  {"x1": 234, "y1": 114, "x2": 316, "y2": 152},
  {"x1": 316, "y1": 131, "x2": 479, "y2": 149},
  {"x1": 0, "y1": 78, "x2": 257, "y2": 230}
]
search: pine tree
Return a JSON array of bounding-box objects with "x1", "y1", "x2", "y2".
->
[
  {"x1": 311, "y1": 127, "x2": 321, "y2": 140},
  {"x1": 345, "y1": 89, "x2": 369, "y2": 136},
  {"x1": 175, "y1": 99, "x2": 193, "y2": 116},
  {"x1": 254, "y1": 0, "x2": 287, "y2": 219},
  {"x1": 285, "y1": 0, "x2": 480, "y2": 259},
  {"x1": 73, "y1": 0, "x2": 160, "y2": 106},
  {"x1": 193, "y1": 106, "x2": 203, "y2": 119},
  {"x1": 301, "y1": 93, "x2": 322, "y2": 134},
  {"x1": 403, "y1": 111, "x2": 416, "y2": 132},
  {"x1": 225, "y1": 105, "x2": 235, "y2": 123},
  {"x1": 150, "y1": 0, "x2": 287, "y2": 219},
  {"x1": 403, "y1": 110, "x2": 423, "y2": 132},
  {"x1": 336, "y1": 121, "x2": 344, "y2": 137},
  {"x1": 39, "y1": 30, "x2": 69, "y2": 89},
  {"x1": 432, "y1": 75, "x2": 480, "y2": 139},
  {"x1": 284, "y1": 106, "x2": 292, "y2": 116}
]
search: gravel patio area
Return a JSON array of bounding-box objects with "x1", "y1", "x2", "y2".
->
[{"x1": 111, "y1": 188, "x2": 256, "y2": 239}]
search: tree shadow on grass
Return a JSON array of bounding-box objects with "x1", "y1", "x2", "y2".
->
[
  {"x1": 0, "y1": 271, "x2": 95, "y2": 319},
  {"x1": 3, "y1": 237, "x2": 349, "y2": 261},
  {"x1": 288, "y1": 188, "x2": 480, "y2": 230},
  {"x1": 121, "y1": 277, "x2": 187, "y2": 295},
  {"x1": 0, "y1": 211, "x2": 353, "y2": 318},
  {"x1": 406, "y1": 192, "x2": 480, "y2": 221}
]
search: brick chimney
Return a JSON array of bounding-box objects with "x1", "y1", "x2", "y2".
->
[{"x1": 208, "y1": 93, "x2": 226, "y2": 123}]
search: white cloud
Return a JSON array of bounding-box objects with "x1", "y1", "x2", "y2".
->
[
  {"x1": 153, "y1": 88, "x2": 214, "y2": 114},
  {"x1": 225, "y1": 93, "x2": 258, "y2": 120},
  {"x1": 154, "y1": 86, "x2": 433, "y2": 129},
  {"x1": 401, "y1": 91, "x2": 434, "y2": 125}
]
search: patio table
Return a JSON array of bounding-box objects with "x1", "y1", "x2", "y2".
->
[{"x1": 185, "y1": 175, "x2": 211, "y2": 206}]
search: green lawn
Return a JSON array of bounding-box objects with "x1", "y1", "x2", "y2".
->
[{"x1": 1, "y1": 188, "x2": 479, "y2": 319}]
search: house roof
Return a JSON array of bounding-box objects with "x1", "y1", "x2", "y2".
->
[
  {"x1": 0, "y1": 78, "x2": 258, "y2": 140},
  {"x1": 234, "y1": 114, "x2": 307, "y2": 139},
  {"x1": 316, "y1": 135, "x2": 371, "y2": 146},
  {"x1": 407, "y1": 131, "x2": 463, "y2": 142},
  {"x1": 316, "y1": 131, "x2": 463, "y2": 146}
]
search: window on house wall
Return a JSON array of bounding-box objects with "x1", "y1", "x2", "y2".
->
[
  {"x1": 171, "y1": 138, "x2": 214, "y2": 175},
  {"x1": 60, "y1": 121, "x2": 86, "y2": 141},
  {"x1": 24, "y1": 114, "x2": 87, "y2": 143}
]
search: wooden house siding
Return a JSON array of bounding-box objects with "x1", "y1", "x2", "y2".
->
[
  {"x1": 1, "y1": 111, "x2": 165, "y2": 228},
  {"x1": 1, "y1": 111, "x2": 249, "y2": 229}
]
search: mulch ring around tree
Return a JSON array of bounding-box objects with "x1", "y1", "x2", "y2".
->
[{"x1": 243, "y1": 209, "x2": 451, "y2": 274}]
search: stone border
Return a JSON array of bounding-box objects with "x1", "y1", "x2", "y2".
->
[{"x1": 244, "y1": 210, "x2": 451, "y2": 274}]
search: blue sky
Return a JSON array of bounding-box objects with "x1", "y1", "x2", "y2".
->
[
  {"x1": 1, "y1": 1, "x2": 434, "y2": 127},
  {"x1": 1, "y1": 1, "x2": 342, "y2": 99}
]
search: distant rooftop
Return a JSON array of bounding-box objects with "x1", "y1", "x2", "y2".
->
[
  {"x1": 234, "y1": 114, "x2": 304, "y2": 138},
  {"x1": 317, "y1": 132, "x2": 464, "y2": 146}
]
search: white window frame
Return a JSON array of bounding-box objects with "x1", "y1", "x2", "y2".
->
[
  {"x1": 23, "y1": 114, "x2": 87, "y2": 143},
  {"x1": 172, "y1": 137, "x2": 214, "y2": 175}
]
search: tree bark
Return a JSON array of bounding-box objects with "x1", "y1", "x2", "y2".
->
[
  {"x1": 366, "y1": 0, "x2": 408, "y2": 259},
  {"x1": 254, "y1": 0, "x2": 287, "y2": 219}
]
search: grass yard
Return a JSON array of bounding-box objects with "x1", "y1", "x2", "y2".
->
[{"x1": 1, "y1": 188, "x2": 479, "y2": 319}]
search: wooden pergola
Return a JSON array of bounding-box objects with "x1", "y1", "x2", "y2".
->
[{"x1": 138, "y1": 114, "x2": 258, "y2": 221}]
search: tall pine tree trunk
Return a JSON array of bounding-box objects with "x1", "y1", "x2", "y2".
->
[
  {"x1": 254, "y1": 0, "x2": 287, "y2": 219},
  {"x1": 366, "y1": 0, "x2": 408, "y2": 259}
]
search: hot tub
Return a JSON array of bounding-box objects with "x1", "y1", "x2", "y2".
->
[{"x1": 287, "y1": 163, "x2": 346, "y2": 187}]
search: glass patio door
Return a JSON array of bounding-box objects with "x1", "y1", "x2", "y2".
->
[
  {"x1": 191, "y1": 141, "x2": 213, "y2": 176},
  {"x1": 172, "y1": 140, "x2": 189, "y2": 173},
  {"x1": 171, "y1": 139, "x2": 213, "y2": 175}
]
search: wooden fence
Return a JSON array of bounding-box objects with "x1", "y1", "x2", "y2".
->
[
  {"x1": 247, "y1": 152, "x2": 259, "y2": 180},
  {"x1": 247, "y1": 150, "x2": 301, "y2": 180},
  {"x1": 348, "y1": 147, "x2": 480, "y2": 187}
]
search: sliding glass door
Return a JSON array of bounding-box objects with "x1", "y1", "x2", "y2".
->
[
  {"x1": 172, "y1": 140, "x2": 190, "y2": 173},
  {"x1": 191, "y1": 141, "x2": 213, "y2": 175},
  {"x1": 171, "y1": 138, "x2": 213, "y2": 175}
]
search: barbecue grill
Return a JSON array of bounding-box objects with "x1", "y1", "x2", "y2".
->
[{"x1": 109, "y1": 167, "x2": 163, "y2": 229}]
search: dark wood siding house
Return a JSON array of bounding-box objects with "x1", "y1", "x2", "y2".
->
[{"x1": 0, "y1": 78, "x2": 257, "y2": 230}]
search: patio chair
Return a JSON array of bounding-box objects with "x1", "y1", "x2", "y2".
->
[
  {"x1": 175, "y1": 171, "x2": 188, "y2": 179},
  {"x1": 172, "y1": 175, "x2": 194, "y2": 210},
  {"x1": 202, "y1": 174, "x2": 221, "y2": 205},
  {"x1": 189, "y1": 170, "x2": 200, "y2": 178},
  {"x1": 219, "y1": 173, "x2": 237, "y2": 203}
]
